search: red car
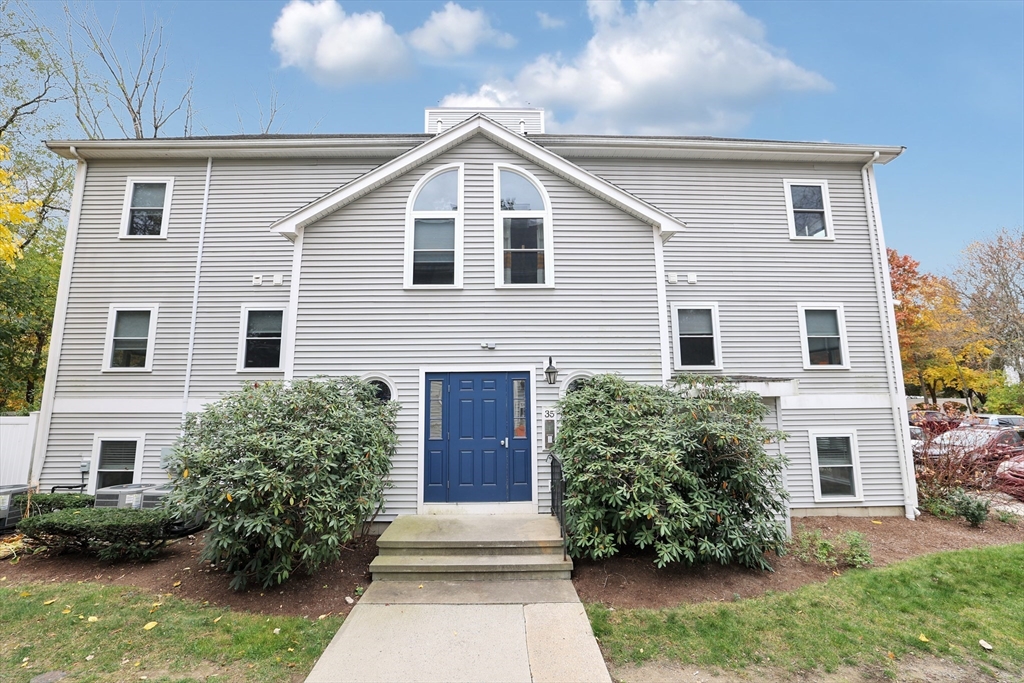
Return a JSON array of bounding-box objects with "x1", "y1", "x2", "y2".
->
[
  {"x1": 922, "y1": 427, "x2": 1024, "y2": 464},
  {"x1": 997, "y1": 455, "x2": 1024, "y2": 502}
]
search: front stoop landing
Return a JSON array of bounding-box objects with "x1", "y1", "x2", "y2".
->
[{"x1": 369, "y1": 514, "x2": 573, "y2": 581}]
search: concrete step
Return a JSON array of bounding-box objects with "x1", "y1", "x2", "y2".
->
[
  {"x1": 370, "y1": 553, "x2": 573, "y2": 582},
  {"x1": 377, "y1": 514, "x2": 564, "y2": 552}
]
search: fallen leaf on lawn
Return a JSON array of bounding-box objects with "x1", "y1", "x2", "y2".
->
[
  {"x1": 143, "y1": 622, "x2": 158, "y2": 630},
  {"x1": 43, "y1": 599, "x2": 57, "y2": 605},
  {"x1": 888, "y1": 652, "x2": 895, "y2": 659},
  {"x1": 88, "y1": 616, "x2": 99, "y2": 622},
  {"x1": 273, "y1": 628, "x2": 281, "y2": 634},
  {"x1": 919, "y1": 634, "x2": 930, "y2": 642},
  {"x1": 979, "y1": 639, "x2": 993, "y2": 651},
  {"x1": 151, "y1": 602, "x2": 162, "y2": 608},
  {"x1": 62, "y1": 609, "x2": 72, "y2": 614},
  {"x1": 172, "y1": 581, "x2": 181, "y2": 587},
  {"x1": 213, "y1": 616, "x2": 222, "y2": 623},
  {"x1": 19, "y1": 591, "x2": 32, "y2": 597},
  {"x1": 287, "y1": 648, "x2": 294, "y2": 652},
  {"x1": 317, "y1": 614, "x2": 327, "y2": 620},
  {"x1": 86, "y1": 655, "x2": 95, "y2": 661}
]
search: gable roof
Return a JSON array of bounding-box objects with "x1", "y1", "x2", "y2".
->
[{"x1": 268, "y1": 115, "x2": 687, "y2": 242}]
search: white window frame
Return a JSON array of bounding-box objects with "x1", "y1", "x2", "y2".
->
[
  {"x1": 89, "y1": 433, "x2": 145, "y2": 494},
  {"x1": 119, "y1": 177, "x2": 174, "y2": 239},
  {"x1": 102, "y1": 304, "x2": 159, "y2": 372},
  {"x1": 671, "y1": 302, "x2": 723, "y2": 371},
  {"x1": 783, "y1": 179, "x2": 834, "y2": 241},
  {"x1": 797, "y1": 303, "x2": 850, "y2": 370},
  {"x1": 236, "y1": 305, "x2": 287, "y2": 372},
  {"x1": 559, "y1": 370, "x2": 595, "y2": 398},
  {"x1": 404, "y1": 163, "x2": 464, "y2": 289},
  {"x1": 360, "y1": 372, "x2": 398, "y2": 402},
  {"x1": 493, "y1": 164, "x2": 555, "y2": 289},
  {"x1": 808, "y1": 430, "x2": 863, "y2": 503}
]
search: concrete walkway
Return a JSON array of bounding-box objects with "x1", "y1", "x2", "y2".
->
[{"x1": 305, "y1": 580, "x2": 612, "y2": 683}]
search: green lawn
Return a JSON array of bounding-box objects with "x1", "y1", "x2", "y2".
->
[
  {"x1": 0, "y1": 582, "x2": 341, "y2": 682},
  {"x1": 588, "y1": 543, "x2": 1024, "y2": 677}
]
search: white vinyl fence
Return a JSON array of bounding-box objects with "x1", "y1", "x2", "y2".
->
[{"x1": 0, "y1": 412, "x2": 38, "y2": 486}]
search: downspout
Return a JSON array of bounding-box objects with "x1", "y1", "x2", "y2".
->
[
  {"x1": 861, "y1": 151, "x2": 919, "y2": 519},
  {"x1": 29, "y1": 147, "x2": 88, "y2": 489},
  {"x1": 181, "y1": 157, "x2": 214, "y2": 423},
  {"x1": 283, "y1": 226, "x2": 305, "y2": 380}
]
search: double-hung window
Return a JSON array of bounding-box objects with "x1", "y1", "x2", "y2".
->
[
  {"x1": 90, "y1": 435, "x2": 144, "y2": 492},
  {"x1": 671, "y1": 303, "x2": 722, "y2": 370},
  {"x1": 809, "y1": 431, "x2": 862, "y2": 501},
  {"x1": 237, "y1": 307, "x2": 284, "y2": 371},
  {"x1": 406, "y1": 165, "x2": 462, "y2": 287},
  {"x1": 103, "y1": 305, "x2": 158, "y2": 371},
  {"x1": 784, "y1": 179, "x2": 833, "y2": 240},
  {"x1": 120, "y1": 178, "x2": 174, "y2": 238},
  {"x1": 495, "y1": 165, "x2": 553, "y2": 286},
  {"x1": 798, "y1": 304, "x2": 849, "y2": 369}
]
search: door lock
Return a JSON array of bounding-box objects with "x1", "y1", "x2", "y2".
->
[{"x1": 500, "y1": 438, "x2": 507, "y2": 447}]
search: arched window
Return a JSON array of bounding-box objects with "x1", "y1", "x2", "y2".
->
[
  {"x1": 406, "y1": 165, "x2": 463, "y2": 287},
  {"x1": 494, "y1": 165, "x2": 553, "y2": 286}
]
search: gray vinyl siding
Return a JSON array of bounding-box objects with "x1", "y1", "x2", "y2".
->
[
  {"x1": 782, "y1": 406, "x2": 905, "y2": 508},
  {"x1": 570, "y1": 157, "x2": 889, "y2": 393},
  {"x1": 188, "y1": 158, "x2": 381, "y2": 397},
  {"x1": 295, "y1": 134, "x2": 663, "y2": 518},
  {"x1": 40, "y1": 412, "x2": 181, "y2": 488},
  {"x1": 54, "y1": 160, "x2": 208, "y2": 398}
]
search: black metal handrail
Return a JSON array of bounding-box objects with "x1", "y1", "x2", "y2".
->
[
  {"x1": 548, "y1": 453, "x2": 566, "y2": 560},
  {"x1": 50, "y1": 484, "x2": 87, "y2": 493}
]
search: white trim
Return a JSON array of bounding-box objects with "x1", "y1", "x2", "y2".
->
[
  {"x1": 101, "y1": 304, "x2": 159, "y2": 372},
  {"x1": 89, "y1": 433, "x2": 145, "y2": 494},
  {"x1": 653, "y1": 235, "x2": 671, "y2": 383},
  {"x1": 31, "y1": 158, "x2": 88, "y2": 488},
  {"x1": 865, "y1": 161, "x2": 919, "y2": 519},
  {"x1": 783, "y1": 179, "x2": 834, "y2": 241},
  {"x1": 493, "y1": 164, "x2": 555, "y2": 288},
  {"x1": 359, "y1": 372, "x2": 398, "y2": 402},
  {"x1": 182, "y1": 158, "x2": 213, "y2": 420},
  {"x1": 404, "y1": 163, "x2": 464, "y2": 289},
  {"x1": 235, "y1": 304, "x2": 287, "y2": 372},
  {"x1": 283, "y1": 226, "x2": 304, "y2": 380},
  {"x1": 269, "y1": 115, "x2": 686, "y2": 241},
  {"x1": 808, "y1": 430, "x2": 864, "y2": 503},
  {"x1": 796, "y1": 303, "x2": 851, "y2": 370},
  {"x1": 775, "y1": 398, "x2": 791, "y2": 537},
  {"x1": 119, "y1": 177, "x2": 174, "y2": 239},
  {"x1": 559, "y1": 370, "x2": 595, "y2": 398},
  {"x1": 670, "y1": 302, "x2": 723, "y2": 372},
  {"x1": 415, "y1": 364, "x2": 539, "y2": 514},
  {"x1": 780, "y1": 393, "x2": 890, "y2": 411}
]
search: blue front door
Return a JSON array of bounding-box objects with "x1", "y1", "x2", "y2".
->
[{"x1": 424, "y1": 372, "x2": 532, "y2": 503}]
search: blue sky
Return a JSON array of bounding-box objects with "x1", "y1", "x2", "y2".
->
[{"x1": 34, "y1": 0, "x2": 1023, "y2": 274}]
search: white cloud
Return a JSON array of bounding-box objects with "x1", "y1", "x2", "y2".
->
[
  {"x1": 537, "y1": 11, "x2": 566, "y2": 29},
  {"x1": 408, "y1": 2, "x2": 515, "y2": 58},
  {"x1": 271, "y1": 0, "x2": 408, "y2": 84},
  {"x1": 442, "y1": 0, "x2": 831, "y2": 134}
]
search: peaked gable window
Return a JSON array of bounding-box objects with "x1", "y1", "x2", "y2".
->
[
  {"x1": 120, "y1": 178, "x2": 174, "y2": 238},
  {"x1": 494, "y1": 165, "x2": 554, "y2": 287},
  {"x1": 405, "y1": 165, "x2": 463, "y2": 287}
]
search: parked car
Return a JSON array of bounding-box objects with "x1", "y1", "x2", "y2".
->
[
  {"x1": 960, "y1": 414, "x2": 1024, "y2": 428},
  {"x1": 909, "y1": 410, "x2": 961, "y2": 436},
  {"x1": 921, "y1": 426, "x2": 1024, "y2": 465},
  {"x1": 908, "y1": 425, "x2": 925, "y2": 456},
  {"x1": 996, "y1": 455, "x2": 1024, "y2": 501}
]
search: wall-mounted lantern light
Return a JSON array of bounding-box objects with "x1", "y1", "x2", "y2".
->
[{"x1": 545, "y1": 357, "x2": 558, "y2": 385}]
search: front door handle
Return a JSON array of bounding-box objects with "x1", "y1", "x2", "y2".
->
[{"x1": 500, "y1": 438, "x2": 507, "y2": 447}]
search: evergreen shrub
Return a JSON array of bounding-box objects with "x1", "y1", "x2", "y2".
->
[
  {"x1": 15, "y1": 493, "x2": 94, "y2": 516},
  {"x1": 17, "y1": 507, "x2": 174, "y2": 561},
  {"x1": 165, "y1": 377, "x2": 398, "y2": 590},
  {"x1": 555, "y1": 374, "x2": 789, "y2": 570}
]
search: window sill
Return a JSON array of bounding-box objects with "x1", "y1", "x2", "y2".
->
[
  {"x1": 802, "y1": 363, "x2": 851, "y2": 371},
  {"x1": 789, "y1": 235, "x2": 835, "y2": 242},
  {"x1": 236, "y1": 368, "x2": 284, "y2": 373},
  {"x1": 675, "y1": 365, "x2": 723, "y2": 372},
  {"x1": 494, "y1": 283, "x2": 556, "y2": 290},
  {"x1": 118, "y1": 235, "x2": 168, "y2": 240},
  {"x1": 404, "y1": 285, "x2": 464, "y2": 290},
  {"x1": 101, "y1": 368, "x2": 153, "y2": 373},
  {"x1": 813, "y1": 495, "x2": 864, "y2": 504}
]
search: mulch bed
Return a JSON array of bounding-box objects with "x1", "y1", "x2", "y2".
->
[
  {"x1": 1, "y1": 531, "x2": 377, "y2": 619},
  {"x1": 572, "y1": 514, "x2": 1024, "y2": 610},
  {"x1": 3, "y1": 514, "x2": 1022, "y2": 617}
]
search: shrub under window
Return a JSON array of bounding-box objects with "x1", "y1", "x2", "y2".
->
[
  {"x1": 555, "y1": 374, "x2": 788, "y2": 570},
  {"x1": 165, "y1": 377, "x2": 398, "y2": 590}
]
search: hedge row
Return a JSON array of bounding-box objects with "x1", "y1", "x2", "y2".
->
[
  {"x1": 13, "y1": 493, "x2": 95, "y2": 516},
  {"x1": 17, "y1": 507, "x2": 174, "y2": 561}
]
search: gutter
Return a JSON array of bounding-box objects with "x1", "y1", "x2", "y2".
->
[
  {"x1": 861, "y1": 151, "x2": 919, "y2": 520},
  {"x1": 29, "y1": 147, "x2": 87, "y2": 489}
]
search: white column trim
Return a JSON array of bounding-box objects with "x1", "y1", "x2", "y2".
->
[
  {"x1": 652, "y1": 229, "x2": 671, "y2": 384},
  {"x1": 283, "y1": 226, "x2": 304, "y2": 380},
  {"x1": 29, "y1": 158, "x2": 87, "y2": 488},
  {"x1": 181, "y1": 157, "x2": 213, "y2": 421}
]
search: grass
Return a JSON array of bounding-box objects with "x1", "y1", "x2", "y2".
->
[
  {"x1": 0, "y1": 582, "x2": 342, "y2": 682},
  {"x1": 588, "y1": 543, "x2": 1024, "y2": 676}
]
